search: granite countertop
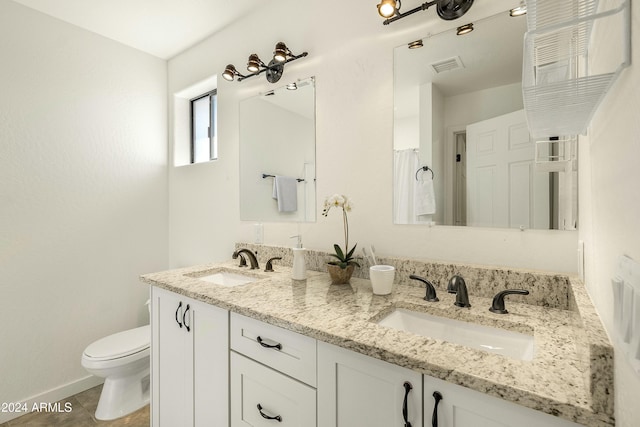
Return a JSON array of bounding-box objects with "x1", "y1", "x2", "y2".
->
[{"x1": 141, "y1": 260, "x2": 614, "y2": 427}]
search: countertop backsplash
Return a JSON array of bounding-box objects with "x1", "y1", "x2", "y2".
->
[{"x1": 235, "y1": 242, "x2": 571, "y2": 309}]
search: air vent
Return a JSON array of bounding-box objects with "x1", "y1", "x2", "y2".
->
[{"x1": 430, "y1": 56, "x2": 465, "y2": 74}]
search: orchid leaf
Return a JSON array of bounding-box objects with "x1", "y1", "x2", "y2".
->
[{"x1": 346, "y1": 244, "x2": 357, "y2": 260}]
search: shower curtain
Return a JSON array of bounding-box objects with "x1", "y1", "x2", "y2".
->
[{"x1": 394, "y1": 149, "x2": 419, "y2": 224}]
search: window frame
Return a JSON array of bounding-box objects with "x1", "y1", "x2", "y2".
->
[{"x1": 190, "y1": 89, "x2": 217, "y2": 164}]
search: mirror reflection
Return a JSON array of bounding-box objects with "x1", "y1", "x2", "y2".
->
[
  {"x1": 240, "y1": 77, "x2": 316, "y2": 222},
  {"x1": 393, "y1": 11, "x2": 577, "y2": 230}
]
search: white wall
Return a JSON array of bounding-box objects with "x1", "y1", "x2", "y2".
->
[
  {"x1": 579, "y1": 1, "x2": 640, "y2": 425},
  {"x1": 443, "y1": 82, "x2": 524, "y2": 129},
  {"x1": 168, "y1": 0, "x2": 576, "y2": 273},
  {"x1": 432, "y1": 84, "x2": 445, "y2": 224},
  {"x1": 394, "y1": 116, "x2": 419, "y2": 150},
  {"x1": 0, "y1": 0, "x2": 168, "y2": 413},
  {"x1": 417, "y1": 82, "x2": 444, "y2": 224}
]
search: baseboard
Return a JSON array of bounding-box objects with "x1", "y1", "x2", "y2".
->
[{"x1": 0, "y1": 375, "x2": 103, "y2": 424}]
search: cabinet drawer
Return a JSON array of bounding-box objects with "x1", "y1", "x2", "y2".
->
[
  {"x1": 230, "y1": 312, "x2": 316, "y2": 386},
  {"x1": 231, "y1": 352, "x2": 316, "y2": 427}
]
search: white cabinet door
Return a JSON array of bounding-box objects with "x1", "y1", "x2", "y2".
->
[
  {"x1": 424, "y1": 375, "x2": 583, "y2": 427},
  {"x1": 230, "y1": 352, "x2": 316, "y2": 427},
  {"x1": 191, "y1": 297, "x2": 229, "y2": 427},
  {"x1": 152, "y1": 287, "x2": 191, "y2": 427},
  {"x1": 318, "y1": 342, "x2": 423, "y2": 427},
  {"x1": 151, "y1": 287, "x2": 228, "y2": 427}
]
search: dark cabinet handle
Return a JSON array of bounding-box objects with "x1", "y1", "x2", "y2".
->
[
  {"x1": 431, "y1": 391, "x2": 443, "y2": 427},
  {"x1": 182, "y1": 304, "x2": 191, "y2": 332},
  {"x1": 175, "y1": 301, "x2": 183, "y2": 328},
  {"x1": 257, "y1": 404, "x2": 282, "y2": 422},
  {"x1": 257, "y1": 336, "x2": 282, "y2": 350},
  {"x1": 402, "y1": 381, "x2": 413, "y2": 427}
]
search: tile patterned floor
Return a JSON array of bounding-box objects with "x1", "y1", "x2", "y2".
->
[{"x1": 0, "y1": 385, "x2": 149, "y2": 426}]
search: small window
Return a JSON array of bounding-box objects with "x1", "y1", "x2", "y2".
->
[{"x1": 190, "y1": 90, "x2": 217, "y2": 163}]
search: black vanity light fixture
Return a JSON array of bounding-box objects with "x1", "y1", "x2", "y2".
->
[
  {"x1": 222, "y1": 42, "x2": 308, "y2": 84},
  {"x1": 377, "y1": 0, "x2": 475, "y2": 26}
]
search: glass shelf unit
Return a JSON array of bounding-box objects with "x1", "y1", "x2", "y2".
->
[{"x1": 522, "y1": 0, "x2": 630, "y2": 138}]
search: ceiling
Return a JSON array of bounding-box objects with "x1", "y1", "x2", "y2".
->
[
  {"x1": 394, "y1": 10, "x2": 527, "y2": 118},
  {"x1": 11, "y1": 0, "x2": 270, "y2": 59}
]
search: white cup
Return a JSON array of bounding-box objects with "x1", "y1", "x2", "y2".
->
[{"x1": 369, "y1": 265, "x2": 395, "y2": 295}]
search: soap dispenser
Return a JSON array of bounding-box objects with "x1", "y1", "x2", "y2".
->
[{"x1": 290, "y1": 235, "x2": 307, "y2": 280}]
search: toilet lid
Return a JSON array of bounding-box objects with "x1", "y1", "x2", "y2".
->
[{"x1": 84, "y1": 325, "x2": 150, "y2": 360}]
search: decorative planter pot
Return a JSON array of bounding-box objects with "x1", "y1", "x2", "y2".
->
[{"x1": 327, "y1": 264, "x2": 355, "y2": 285}]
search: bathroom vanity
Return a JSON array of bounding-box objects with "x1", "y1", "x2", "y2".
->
[{"x1": 141, "y1": 247, "x2": 614, "y2": 427}]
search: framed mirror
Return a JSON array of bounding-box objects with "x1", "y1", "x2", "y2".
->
[
  {"x1": 393, "y1": 11, "x2": 577, "y2": 230},
  {"x1": 240, "y1": 77, "x2": 316, "y2": 222}
]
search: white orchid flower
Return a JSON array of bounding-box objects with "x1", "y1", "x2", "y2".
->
[
  {"x1": 343, "y1": 197, "x2": 353, "y2": 212},
  {"x1": 322, "y1": 194, "x2": 357, "y2": 269},
  {"x1": 327, "y1": 194, "x2": 345, "y2": 207}
]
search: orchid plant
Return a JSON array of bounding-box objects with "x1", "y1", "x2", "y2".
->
[{"x1": 322, "y1": 194, "x2": 360, "y2": 269}]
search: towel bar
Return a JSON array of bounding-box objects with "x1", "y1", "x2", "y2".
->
[{"x1": 262, "y1": 173, "x2": 305, "y2": 182}]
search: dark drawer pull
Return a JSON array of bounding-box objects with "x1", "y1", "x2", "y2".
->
[
  {"x1": 432, "y1": 391, "x2": 443, "y2": 427},
  {"x1": 257, "y1": 404, "x2": 282, "y2": 422},
  {"x1": 257, "y1": 336, "x2": 282, "y2": 350},
  {"x1": 402, "y1": 381, "x2": 413, "y2": 427},
  {"x1": 182, "y1": 304, "x2": 191, "y2": 332},
  {"x1": 175, "y1": 301, "x2": 183, "y2": 328}
]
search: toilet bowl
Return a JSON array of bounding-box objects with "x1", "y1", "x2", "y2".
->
[{"x1": 81, "y1": 324, "x2": 150, "y2": 420}]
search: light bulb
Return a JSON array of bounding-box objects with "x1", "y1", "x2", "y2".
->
[
  {"x1": 456, "y1": 23, "x2": 474, "y2": 36},
  {"x1": 222, "y1": 64, "x2": 236, "y2": 81},
  {"x1": 247, "y1": 54, "x2": 262, "y2": 72},
  {"x1": 377, "y1": 0, "x2": 397, "y2": 18},
  {"x1": 274, "y1": 42, "x2": 288, "y2": 62}
]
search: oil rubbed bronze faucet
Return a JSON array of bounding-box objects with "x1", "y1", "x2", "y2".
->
[
  {"x1": 264, "y1": 257, "x2": 282, "y2": 272},
  {"x1": 232, "y1": 248, "x2": 259, "y2": 270},
  {"x1": 447, "y1": 275, "x2": 471, "y2": 308},
  {"x1": 237, "y1": 253, "x2": 248, "y2": 267},
  {"x1": 489, "y1": 289, "x2": 530, "y2": 314},
  {"x1": 409, "y1": 275, "x2": 439, "y2": 302}
]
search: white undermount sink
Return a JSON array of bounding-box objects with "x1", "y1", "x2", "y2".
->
[
  {"x1": 195, "y1": 270, "x2": 260, "y2": 287},
  {"x1": 377, "y1": 308, "x2": 535, "y2": 361}
]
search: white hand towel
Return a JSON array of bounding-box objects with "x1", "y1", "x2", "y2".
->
[
  {"x1": 272, "y1": 176, "x2": 298, "y2": 212},
  {"x1": 414, "y1": 177, "x2": 436, "y2": 216}
]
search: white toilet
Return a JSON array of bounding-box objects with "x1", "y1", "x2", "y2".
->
[{"x1": 81, "y1": 324, "x2": 150, "y2": 420}]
